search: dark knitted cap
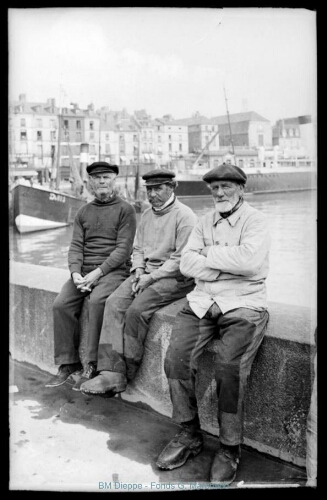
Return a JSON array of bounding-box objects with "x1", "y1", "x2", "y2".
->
[
  {"x1": 87, "y1": 162, "x2": 119, "y2": 176},
  {"x1": 202, "y1": 163, "x2": 247, "y2": 184},
  {"x1": 142, "y1": 168, "x2": 176, "y2": 187}
]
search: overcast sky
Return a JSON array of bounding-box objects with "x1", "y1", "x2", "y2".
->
[{"x1": 8, "y1": 7, "x2": 317, "y2": 124}]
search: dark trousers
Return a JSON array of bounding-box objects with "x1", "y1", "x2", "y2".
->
[
  {"x1": 53, "y1": 268, "x2": 129, "y2": 366},
  {"x1": 97, "y1": 275, "x2": 195, "y2": 381},
  {"x1": 164, "y1": 302, "x2": 269, "y2": 446}
]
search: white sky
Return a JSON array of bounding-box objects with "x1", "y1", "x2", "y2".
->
[{"x1": 8, "y1": 7, "x2": 317, "y2": 124}]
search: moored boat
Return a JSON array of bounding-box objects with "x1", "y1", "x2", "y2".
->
[
  {"x1": 11, "y1": 182, "x2": 87, "y2": 233},
  {"x1": 175, "y1": 164, "x2": 317, "y2": 200}
]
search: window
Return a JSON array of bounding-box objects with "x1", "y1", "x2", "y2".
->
[
  {"x1": 20, "y1": 131, "x2": 27, "y2": 140},
  {"x1": 20, "y1": 118, "x2": 26, "y2": 127},
  {"x1": 89, "y1": 145, "x2": 96, "y2": 154},
  {"x1": 258, "y1": 134, "x2": 264, "y2": 147},
  {"x1": 76, "y1": 132, "x2": 81, "y2": 141},
  {"x1": 37, "y1": 131, "x2": 42, "y2": 140},
  {"x1": 295, "y1": 129, "x2": 299, "y2": 137},
  {"x1": 212, "y1": 126, "x2": 215, "y2": 132},
  {"x1": 149, "y1": 143, "x2": 153, "y2": 151},
  {"x1": 119, "y1": 135, "x2": 124, "y2": 142},
  {"x1": 105, "y1": 144, "x2": 111, "y2": 154},
  {"x1": 226, "y1": 159, "x2": 231, "y2": 165},
  {"x1": 37, "y1": 119, "x2": 42, "y2": 127},
  {"x1": 289, "y1": 128, "x2": 294, "y2": 137},
  {"x1": 143, "y1": 131, "x2": 147, "y2": 139},
  {"x1": 90, "y1": 132, "x2": 95, "y2": 140},
  {"x1": 179, "y1": 135, "x2": 182, "y2": 141},
  {"x1": 133, "y1": 145, "x2": 138, "y2": 155},
  {"x1": 64, "y1": 120, "x2": 69, "y2": 129},
  {"x1": 106, "y1": 134, "x2": 110, "y2": 141},
  {"x1": 149, "y1": 131, "x2": 152, "y2": 139},
  {"x1": 158, "y1": 135, "x2": 161, "y2": 143},
  {"x1": 239, "y1": 159, "x2": 244, "y2": 168},
  {"x1": 179, "y1": 143, "x2": 182, "y2": 151},
  {"x1": 205, "y1": 136, "x2": 209, "y2": 143},
  {"x1": 133, "y1": 135, "x2": 138, "y2": 142},
  {"x1": 168, "y1": 135, "x2": 172, "y2": 140},
  {"x1": 76, "y1": 120, "x2": 81, "y2": 129},
  {"x1": 50, "y1": 119, "x2": 56, "y2": 128},
  {"x1": 169, "y1": 143, "x2": 172, "y2": 152},
  {"x1": 37, "y1": 145, "x2": 43, "y2": 158},
  {"x1": 90, "y1": 121, "x2": 94, "y2": 130},
  {"x1": 50, "y1": 131, "x2": 56, "y2": 141},
  {"x1": 214, "y1": 160, "x2": 219, "y2": 167}
]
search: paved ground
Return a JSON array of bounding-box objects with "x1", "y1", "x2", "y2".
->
[{"x1": 9, "y1": 359, "x2": 308, "y2": 492}]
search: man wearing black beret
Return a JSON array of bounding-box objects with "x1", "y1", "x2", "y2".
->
[
  {"x1": 156, "y1": 163, "x2": 271, "y2": 485},
  {"x1": 80, "y1": 168, "x2": 197, "y2": 396},
  {"x1": 45, "y1": 162, "x2": 137, "y2": 390}
]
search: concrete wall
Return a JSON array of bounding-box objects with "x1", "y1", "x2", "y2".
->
[{"x1": 9, "y1": 261, "x2": 317, "y2": 468}]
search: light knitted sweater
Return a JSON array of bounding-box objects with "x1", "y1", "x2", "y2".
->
[{"x1": 131, "y1": 197, "x2": 198, "y2": 281}]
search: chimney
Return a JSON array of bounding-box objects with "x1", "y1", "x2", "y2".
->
[
  {"x1": 88, "y1": 103, "x2": 94, "y2": 112},
  {"x1": 19, "y1": 94, "x2": 26, "y2": 102}
]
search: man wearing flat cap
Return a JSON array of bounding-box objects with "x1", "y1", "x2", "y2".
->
[
  {"x1": 156, "y1": 163, "x2": 271, "y2": 485},
  {"x1": 45, "y1": 162, "x2": 137, "y2": 390},
  {"x1": 80, "y1": 168, "x2": 197, "y2": 396}
]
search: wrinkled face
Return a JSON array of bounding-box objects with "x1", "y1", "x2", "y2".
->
[
  {"x1": 209, "y1": 180, "x2": 244, "y2": 213},
  {"x1": 89, "y1": 172, "x2": 117, "y2": 200},
  {"x1": 146, "y1": 183, "x2": 173, "y2": 208}
]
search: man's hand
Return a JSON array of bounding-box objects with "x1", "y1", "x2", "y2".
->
[
  {"x1": 74, "y1": 268, "x2": 103, "y2": 292},
  {"x1": 200, "y1": 246, "x2": 210, "y2": 257},
  {"x1": 72, "y1": 272, "x2": 87, "y2": 288},
  {"x1": 133, "y1": 272, "x2": 155, "y2": 296},
  {"x1": 131, "y1": 268, "x2": 146, "y2": 295}
]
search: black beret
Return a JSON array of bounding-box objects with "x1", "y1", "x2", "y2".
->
[
  {"x1": 86, "y1": 162, "x2": 119, "y2": 176},
  {"x1": 142, "y1": 168, "x2": 176, "y2": 187},
  {"x1": 202, "y1": 163, "x2": 247, "y2": 184}
]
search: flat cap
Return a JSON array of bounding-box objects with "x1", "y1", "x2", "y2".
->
[
  {"x1": 142, "y1": 168, "x2": 176, "y2": 187},
  {"x1": 202, "y1": 163, "x2": 247, "y2": 184},
  {"x1": 87, "y1": 161, "x2": 119, "y2": 176}
]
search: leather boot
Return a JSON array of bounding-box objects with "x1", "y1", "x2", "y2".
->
[
  {"x1": 80, "y1": 371, "x2": 127, "y2": 396},
  {"x1": 156, "y1": 419, "x2": 203, "y2": 470},
  {"x1": 210, "y1": 443, "x2": 241, "y2": 485}
]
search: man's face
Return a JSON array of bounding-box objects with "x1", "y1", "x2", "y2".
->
[
  {"x1": 89, "y1": 172, "x2": 116, "y2": 200},
  {"x1": 146, "y1": 183, "x2": 173, "y2": 208},
  {"x1": 209, "y1": 180, "x2": 244, "y2": 213}
]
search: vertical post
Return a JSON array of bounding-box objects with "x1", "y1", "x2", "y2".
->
[
  {"x1": 55, "y1": 113, "x2": 62, "y2": 190},
  {"x1": 80, "y1": 143, "x2": 89, "y2": 181},
  {"x1": 134, "y1": 131, "x2": 140, "y2": 200}
]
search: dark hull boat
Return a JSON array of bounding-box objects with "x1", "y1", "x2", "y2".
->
[
  {"x1": 11, "y1": 183, "x2": 87, "y2": 233},
  {"x1": 175, "y1": 166, "x2": 317, "y2": 200}
]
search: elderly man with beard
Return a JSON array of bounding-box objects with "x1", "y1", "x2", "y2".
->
[
  {"x1": 45, "y1": 162, "x2": 137, "y2": 390},
  {"x1": 80, "y1": 168, "x2": 197, "y2": 396},
  {"x1": 156, "y1": 163, "x2": 271, "y2": 486}
]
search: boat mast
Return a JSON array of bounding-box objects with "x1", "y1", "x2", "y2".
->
[
  {"x1": 55, "y1": 110, "x2": 62, "y2": 190},
  {"x1": 223, "y1": 85, "x2": 235, "y2": 156}
]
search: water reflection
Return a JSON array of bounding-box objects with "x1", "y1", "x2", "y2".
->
[{"x1": 9, "y1": 191, "x2": 317, "y2": 308}]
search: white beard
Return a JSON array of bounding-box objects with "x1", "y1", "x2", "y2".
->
[{"x1": 215, "y1": 200, "x2": 234, "y2": 213}]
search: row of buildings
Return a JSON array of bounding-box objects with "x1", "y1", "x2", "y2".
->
[{"x1": 8, "y1": 93, "x2": 316, "y2": 182}]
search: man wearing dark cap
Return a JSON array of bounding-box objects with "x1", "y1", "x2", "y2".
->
[
  {"x1": 80, "y1": 168, "x2": 197, "y2": 396},
  {"x1": 45, "y1": 162, "x2": 137, "y2": 390},
  {"x1": 156, "y1": 163, "x2": 271, "y2": 485}
]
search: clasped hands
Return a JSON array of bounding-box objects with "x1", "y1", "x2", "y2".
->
[
  {"x1": 72, "y1": 268, "x2": 103, "y2": 292},
  {"x1": 131, "y1": 268, "x2": 155, "y2": 296}
]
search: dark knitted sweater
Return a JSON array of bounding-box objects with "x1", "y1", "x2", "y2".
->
[{"x1": 68, "y1": 194, "x2": 137, "y2": 276}]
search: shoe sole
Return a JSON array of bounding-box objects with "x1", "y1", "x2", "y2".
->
[
  {"x1": 45, "y1": 379, "x2": 69, "y2": 388},
  {"x1": 80, "y1": 385, "x2": 126, "y2": 396},
  {"x1": 209, "y1": 471, "x2": 236, "y2": 486},
  {"x1": 156, "y1": 442, "x2": 203, "y2": 470}
]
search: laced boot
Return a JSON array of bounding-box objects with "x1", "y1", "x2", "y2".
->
[
  {"x1": 72, "y1": 362, "x2": 97, "y2": 391},
  {"x1": 45, "y1": 362, "x2": 82, "y2": 388}
]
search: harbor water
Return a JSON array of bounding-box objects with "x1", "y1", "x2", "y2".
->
[{"x1": 9, "y1": 190, "x2": 317, "y2": 310}]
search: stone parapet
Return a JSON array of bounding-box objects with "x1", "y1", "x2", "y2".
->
[{"x1": 9, "y1": 261, "x2": 316, "y2": 467}]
